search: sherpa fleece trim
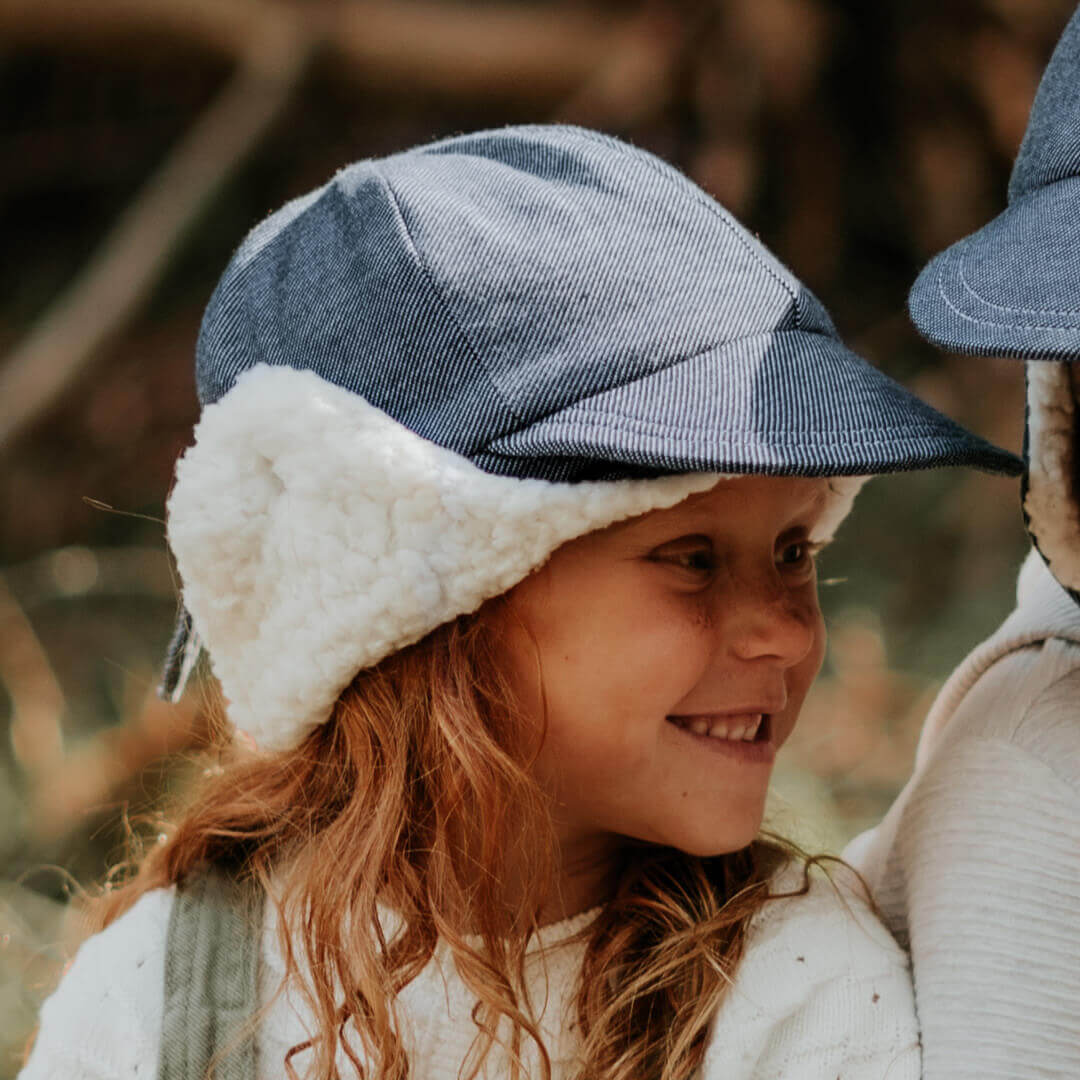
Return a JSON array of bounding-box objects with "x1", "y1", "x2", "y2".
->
[
  {"x1": 1025, "y1": 361, "x2": 1080, "y2": 594},
  {"x1": 166, "y1": 364, "x2": 864, "y2": 751}
]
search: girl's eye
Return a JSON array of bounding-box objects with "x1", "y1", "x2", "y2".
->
[
  {"x1": 649, "y1": 538, "x2": 715, "y2": 576},
  {"x1": 777, "y1": 539, "x2": 820, "y2": 572},
  {"x1": 669, "y1": 549, "x2": 715, "y2": 574}
]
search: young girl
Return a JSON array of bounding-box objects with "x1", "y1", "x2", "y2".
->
[{"x1": 19, "y1": 124, "x2": 1018, "y2": 1080}]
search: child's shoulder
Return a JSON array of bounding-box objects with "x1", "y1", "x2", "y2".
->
[
  {"x1": 746, "y1": 857, "x2": 909, "y2": 982},
  {"x1": 699, "y1": 858, "x2": 919, "y2": 1079},
  {"x1": 19, "y1": 886, "x2": 176, "y2": 1080}
]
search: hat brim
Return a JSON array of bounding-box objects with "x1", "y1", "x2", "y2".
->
[
  {"x1": 478, "y1": 328, "x2": 1022, "y2": 478},
  {"x1": 909, "y1": 177, "x2": 1080, "y2": 362}
]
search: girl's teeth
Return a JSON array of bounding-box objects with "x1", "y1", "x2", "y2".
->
[{"x1": 680, "y1": 714, "x2": 764, "y2": 741}]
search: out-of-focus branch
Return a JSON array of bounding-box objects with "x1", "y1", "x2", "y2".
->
[
  {"x1": 0, "y1": 0, "x2": 620, "y2": 102},
  {"x1": 0, "y1": 13, "x2": 316, "y2": 450},
  {"x1": 554, "y1": 1, "x2": 693, "y2": 127},
  {"x1": 325, "y1": 1, "x2": 619, "y2": 101},
  {"x1": 0, "y1": 541, "x2": 203, "y2": 840},
  {"x1": 0, "y1": 572, "x2": 66, "y2": 776},
  {"x1": 27, "y1": 682, "x2": 203, "y2": 843}
]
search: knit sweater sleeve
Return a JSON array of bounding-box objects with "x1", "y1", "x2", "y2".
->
[
  {"x1": 880, "y1": 662, "x2": 1080, "y2": 1080},
  {"x1": 17, "y1": 887, "x2": 174, "y2": 1080},
  {"x1": 700, "y1": 867, "x2": 920, "y2": 1080}
]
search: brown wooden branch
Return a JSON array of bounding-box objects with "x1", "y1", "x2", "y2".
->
[
  {"x1": 0, "y1": 0, "x2": 619, "y2": 101},
  {"x1": 0, "y1": 571, "x2": 66, "y2": 777},
  {"x1": 27, "y1": 682, "x2": 204, "y2": 843},
  {"x1": 0, "y1": 11, "x2": 317, "y2": 450},
  {"x1": 554, "y1": 1, "x2": 691, "y2": 127}
]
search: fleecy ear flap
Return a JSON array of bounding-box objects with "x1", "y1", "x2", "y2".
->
[{"x1": 1023, "y1": 361, "x2": 1080, "y2": 597}]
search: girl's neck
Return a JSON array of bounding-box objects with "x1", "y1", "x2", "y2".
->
[{"x1": 534, "y1": 830, "x2": 625, "y2": 927}]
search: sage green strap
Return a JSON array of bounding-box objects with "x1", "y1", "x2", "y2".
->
[{"x1": 158, "y1": 869, "x2": 264, "y2": 1080}]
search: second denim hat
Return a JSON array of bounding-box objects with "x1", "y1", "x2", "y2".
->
[
  {"x1": 908, "y1": 8, "x2": 1080, "y2": 603},
  {"x1": 909, "y1": 6, "x2": 1080, "y2": 360},
  {"x1": 164, "y1": 124, "x2": 1020, "y2": 749}
]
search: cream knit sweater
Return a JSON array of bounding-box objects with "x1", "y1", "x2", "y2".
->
[
  {"x1": 847, "y1": 549, "x2": 1080, "y2": 1079},
  {"x1": 20, "y1": 863, "x2": 918, "y2": 1079}
]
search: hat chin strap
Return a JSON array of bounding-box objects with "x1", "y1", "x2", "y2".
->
[{"x1": 1024, "y1": 361, "x2": 1080, "y2": 596}]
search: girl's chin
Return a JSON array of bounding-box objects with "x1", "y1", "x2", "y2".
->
[{"x1": 661, "y1": 808, "x2": 768, "y2": 858}]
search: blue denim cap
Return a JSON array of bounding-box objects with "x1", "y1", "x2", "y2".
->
[
  {"x1": 159, "y1": 118, "x2": 1019, "y2": 743},
  {"x1": 909, "y1": 6, "x2": 1080, "y2": 360},
  {"x1": 198, "y1": 124, "x2": 1017, "y2": 479}
]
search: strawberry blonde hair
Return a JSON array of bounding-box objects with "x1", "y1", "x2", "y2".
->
[{"x1": 91, "y1": 599, "x2": 808, "y2": 1080}]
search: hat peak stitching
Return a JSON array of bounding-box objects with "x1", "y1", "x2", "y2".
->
[
  {"x1": 935, "y1": 254, "x2": 1080, "y2": 331},
  {"x1": 520, "y1": 407, "x2": 977, "y2": 445},
  {"x1": 949, "y1": 217, "x2": 1080, "y2": 318},
  {"x1": 480, "y1": 327, "x2": 837, "y2": 452}
]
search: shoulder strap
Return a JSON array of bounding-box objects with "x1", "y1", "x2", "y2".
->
[{"x1": 158, "y1": 868, "x2": 265, "y2": 1080}]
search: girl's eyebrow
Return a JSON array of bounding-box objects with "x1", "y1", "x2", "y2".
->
[{"x1": 795, "y1": 486, "x2": 829, "y2": 521}]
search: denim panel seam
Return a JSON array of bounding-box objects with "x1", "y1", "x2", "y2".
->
[
  {"x1": 561, "y1": 126, "x2": 802, "y2": 328},
  {"x1": 375, "y1": 165, "x2": 525, "y2": 425}
]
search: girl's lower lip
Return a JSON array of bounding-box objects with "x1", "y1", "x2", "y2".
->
[{"x1": 664, "y1": 717, "x2": 777, "y2": 765}]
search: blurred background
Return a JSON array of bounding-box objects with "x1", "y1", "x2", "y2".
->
[{"x1": 0, "y1": 0, "x2": 1072, "y2": 1069}]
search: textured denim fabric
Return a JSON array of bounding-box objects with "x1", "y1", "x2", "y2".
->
[
  {"x1": 197, "y1": 124, "x2": 1020, "y2": 481},
  {"x1": 909, "y1": 6, "x2": 1080, "y2": 361}
]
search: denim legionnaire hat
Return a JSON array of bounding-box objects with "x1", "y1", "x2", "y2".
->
[
  {"x1": 161, "y1": 123, "x2": 1021, "y2": 751},
  {"x1": 908, "y1": 6, "x2": 1080, "y2": 603}
]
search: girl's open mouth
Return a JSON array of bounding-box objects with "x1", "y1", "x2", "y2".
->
[{"x1": 664, "y1": 713, "x2": 777, "y2": 764}]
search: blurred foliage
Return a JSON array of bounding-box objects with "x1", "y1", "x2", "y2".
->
[{"x1": 0, "y1": 0, "x2": 1070, "y2": 1072}]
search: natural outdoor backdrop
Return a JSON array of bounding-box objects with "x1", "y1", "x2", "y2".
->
[{"x1": 0, "y1": 0, "x2": 1071, "y2": 1071}]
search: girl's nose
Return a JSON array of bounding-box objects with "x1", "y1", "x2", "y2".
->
[{"x1": 723, "y1": 573, "x2": 818, "y2": 668}]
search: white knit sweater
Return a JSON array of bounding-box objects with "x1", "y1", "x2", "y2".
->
[
  {"x1": 19, "y1": 862, "x2": 918, "y2": 1079},
  {"x1": 847, "y1": 549, "x2": 1080, "y2": 1079}
]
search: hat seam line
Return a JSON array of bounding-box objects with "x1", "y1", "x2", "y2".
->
[
  {"x1": 553, "y1": 126, "x2": 802, "y2": 328},
  {"x1": 496, "y1": 410, "x2": 969, "y2": 445},
  {"x1": 375, "y1": 165, "x2": 528, "y2": 427},
  {"x1": 937, "y1": 251, "x2": 1080, "y2": 326},
  {"x1": 418, "y1": 124, "x2": 806, "y2": 412},
  {"x1": 956, "y1": 248, "x2": 1080, "y2": 317}
]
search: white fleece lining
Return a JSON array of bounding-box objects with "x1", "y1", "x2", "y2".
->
[
  {"x1": 1024, "y1": 361, "x2": 1080, "y2": 594},
  {"x1": 167, "y1": 364, "x2": 863, "y2": 750}
]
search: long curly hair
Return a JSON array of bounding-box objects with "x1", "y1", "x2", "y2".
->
[{"x1": 90, "y1": 599, "x2": 808, "y2": 1080}]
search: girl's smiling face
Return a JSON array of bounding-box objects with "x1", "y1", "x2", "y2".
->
[{"x1": 496, "y1": 475, "x2": 829, "y2": 869}]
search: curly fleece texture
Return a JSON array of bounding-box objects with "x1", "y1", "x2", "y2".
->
[
  {"x1": 166, "y1": 364, "x2": 864, "y2": 750},
  {"x1": 1025, "y1": 361, "x2": 1080, "y2": 595}
]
